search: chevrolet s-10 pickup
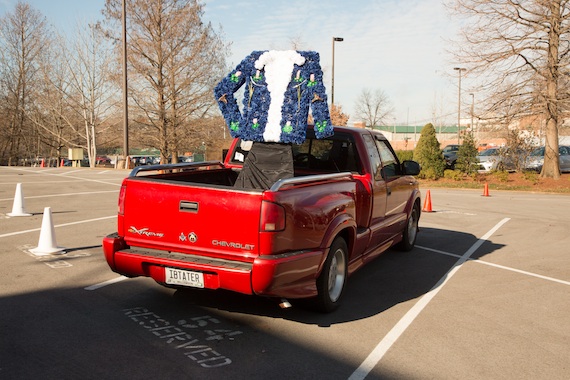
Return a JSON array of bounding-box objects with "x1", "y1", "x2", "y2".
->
[{"x1": 103, "y1": 125, "x2": 421, "y2": 312}]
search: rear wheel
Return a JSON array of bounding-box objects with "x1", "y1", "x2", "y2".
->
[
  {"x1": 314, "y1": 237, "x2": 348, "y2": 313},
  {"x1": 397, "y1": 203, "x2": 419, "y2": 251}
]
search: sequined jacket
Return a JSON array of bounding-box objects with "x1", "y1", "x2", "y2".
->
[{"x1": 214, "y1": 50, "x2": 333, "y2": 144}]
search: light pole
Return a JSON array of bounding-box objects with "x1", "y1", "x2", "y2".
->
[
  {"x1": 469, "y1": 93, "x2": 475, "y2": 138},
  {"x1": 331, "y1": 37, "x2": 344, "y2": 105},
  {"x1": 122, "y1": 0, "x2": 129, "y2": 168},
  {"x1": 454, "y1": 67, "x2": 466, "y2": 144}
]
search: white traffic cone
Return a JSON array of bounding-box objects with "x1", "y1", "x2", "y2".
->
[
  {"x1": 29, "y1": 207, "x2": 65, "y2": 256},
  {"x1": 7, "y1": 183, "x2": 32, "y2": 217}
]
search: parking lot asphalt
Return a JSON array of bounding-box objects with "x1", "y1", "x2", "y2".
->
[{"x1": 1, "y1": 166, "x2": 569, "y2": 380}]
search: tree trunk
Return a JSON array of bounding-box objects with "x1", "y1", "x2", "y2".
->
[{"x1": 541, "y1": 0, "x2": 561, "y2": 179}]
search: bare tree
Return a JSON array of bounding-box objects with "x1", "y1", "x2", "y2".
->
[
  {"x1": 29, "y1": 45, "x2": 75, "y2": 162},
  {"x1": 354, "y1": 88, "x2": 394, "y2": 128},
  {"x1": 61, "y1": 22, "x2": 117, "y2": 166},
  {"x1": 330, "y1": 104, "x2": 350, "y2": 126},
  {"x1": 447, "y1": 0, "x2": 570, "y2": 179},
  {"x1": 103, "y1": 0, "x2": 229, "y2": 163},
  {"x1": 0, "y1": 2, "x2": 52, "y2": 164},
  {"x1": 25, "y1": 21, "x2": 118, "y2": 167}
]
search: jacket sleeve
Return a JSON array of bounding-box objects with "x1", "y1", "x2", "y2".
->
[
  {"x1": 303, "y1": 52, "x2": 333, "y2": 139},
  {"x1": 214, "y1": 52, "x2": 264, "y2": 138}
]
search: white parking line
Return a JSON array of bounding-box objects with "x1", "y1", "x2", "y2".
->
[
  {"x1": 0, "y1": 190, "x2": 118, "y2": 202},
  {"x1": 417, "y1": 245, "x2": 570, "y2": 286},
  {"x1": 4, "y1": 167, "x2": 123, "y2": 186},
  {"x1": 84, "y1": 276, "x2": 128, "y2": 290},
  {"x1": 348, "y1": 218, "x2": 511, "y2": 380},
  {"x1": 0, "y1": 215, "x2": 116, "y2": 238}
]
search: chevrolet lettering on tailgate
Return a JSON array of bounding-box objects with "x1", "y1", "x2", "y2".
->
[{"x1": 212, "y1": 240, "x2": 255, "y2": 251}]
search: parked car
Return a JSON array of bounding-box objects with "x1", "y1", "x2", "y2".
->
[
  {"x1": 131, "y1": 155, "x2": 159, "y2": 166},
  {"x1": 477, "y1": 147, "x2": 519, "y2": 172},
  {"x1": 525, "y1": 146, "x2": 570, "y2": 173},
  {"x1": 442, "y1": 144, "x2": 460, "y2": 169},
  {"x1": 477, "y1": 148, "x2": 502, "y2": 172},
  {"x1": 178, "y1": 156, "x2": 194, "y2": 163},
  {"x1": 96, "y1": 156, "x2": 112, "y2": 166}
]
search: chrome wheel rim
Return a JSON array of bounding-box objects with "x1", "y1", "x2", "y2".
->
[
  {"x1": 328, "y1": 248, "x2": 346, "y2": 302},
  {"x1": 407, "y1": 209, "x2": 418, "y2": 245}
]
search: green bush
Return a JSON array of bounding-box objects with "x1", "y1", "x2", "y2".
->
[
  {"x1": 456, "y1": 134, "x2": 479, "y2": 174},
  {"x1": 419, "y1": 167, "x2": 440, "y2": 180},
  {"x1": 395, "y1": 150, "x2": 414, "y2": 162},
  {"x1": 444, "y1": 169, "x2": 464, "y2": 181},
  {"x1": 492, "y1": 170, "x2": 509, "y2": 182},
  {"x1": 413, "y1": 123, "x2": 445, "y2": 179},
  {"x1": 522, "y1": 170, "x2": 539, "y2": 184}
]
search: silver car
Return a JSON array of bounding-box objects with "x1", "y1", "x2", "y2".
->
[
  {"x1": 525, "y1": 146, "x2": 570, "y2": 172},
  {"x1": 477, "y1": 147, "x2": 517, "y2": 172}
]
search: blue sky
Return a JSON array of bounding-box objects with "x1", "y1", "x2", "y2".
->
[{"x1": 0, "y1": 0, "x2": 464, "y2": 126}]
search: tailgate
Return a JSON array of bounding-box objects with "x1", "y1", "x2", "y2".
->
[{"x1": 121, "y1": 179, "x2": 262, "y2": 259}]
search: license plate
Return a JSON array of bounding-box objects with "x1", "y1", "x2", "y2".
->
[{"x1": 165, "y1": 268, "x2": 204, "y2": 288}]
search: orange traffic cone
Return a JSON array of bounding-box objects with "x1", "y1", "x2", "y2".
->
[
  {"x1": 422, "y1": 190, "x2": 433, "y2": 212},
  {"x1": 60, "y1": 159, "x2": 64, "y2": 167},
  {"x1": 40, "y1": 158, "x2": 45, "y2": 168},
  {"x1": 482, "y1": 183, "x2": 490, "y2": 197}
]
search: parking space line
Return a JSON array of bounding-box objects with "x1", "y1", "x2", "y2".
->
[
  {"x1": 4, "y1": 167, "x2": 123, "y2": 186},
  {"x1": 417, "y1": 245, "x2": 570, "y2": 286},
  {"x1": 85, "y1": 276, "x2": 128, "y2": 290},
  {"x1": 0, "y1": 215, "x2": 116, "y2": 238},
  {"x1": 0, "y1": 190, "x2": 118, "y2": 202},
  {"x1": 348, "y1": 218, "x2": 510, "y2": 380}
]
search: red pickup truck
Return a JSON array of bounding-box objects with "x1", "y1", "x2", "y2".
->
[{"x1": 103, "y1": 126, "x2": 421, "y2": 312}]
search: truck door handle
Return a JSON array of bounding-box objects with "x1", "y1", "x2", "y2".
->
[
  {"x1": 387, "y1": 187, "x2": 392, "y2": 196},
  {"x1": 179, "y1": 201, "x2": 199, "y2": 213}
]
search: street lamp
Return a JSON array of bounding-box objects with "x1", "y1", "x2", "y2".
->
[
  {"x1": 331, "y1": 37, "x2": 344, "y2": 105},
  {"x1": 454, "y1": 67, "x2": 466, "y2": 144}
]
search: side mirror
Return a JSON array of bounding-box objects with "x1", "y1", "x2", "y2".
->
[{"x1": 402, "y1": 160, "x2": 421, "y2": 176}]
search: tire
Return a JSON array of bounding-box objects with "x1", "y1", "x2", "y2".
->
[
  {"x1": 396, "y1": 203, "x2": 420, "y2": 251},
  {"x1": 314, "y1": 237, "x2": 348, "y2": 313}
]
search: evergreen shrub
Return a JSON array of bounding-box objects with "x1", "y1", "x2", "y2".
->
[
  {"x1": 456, "y1": 134, "x2": 479, "y2": 174},
  {"x1": 413, "y1": 123, "x2": 445, "y2": 179},
  {"x1": 443, "y1": 169, "x2": 464, "y2": 181},
  {"x1": 395, "y1": 150, "x2": 414, "y2": 162}
]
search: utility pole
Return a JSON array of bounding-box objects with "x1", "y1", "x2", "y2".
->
[
  {"x1": 331, "y1": 37, "x2": 344, "y2": 105},
  {"x1": 470, "y1": 93, "x2": 475, "y2": 138},
  {"x1": 122, "y1": 0, "x2": 129, "y2": 168},
  {"x1": 454, "y1": 67, "x2": 466, "y2": 144}
]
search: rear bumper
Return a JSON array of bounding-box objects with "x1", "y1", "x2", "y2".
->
[{"x1": 103, "y1": 233, "x2": 325, "y2": 298}]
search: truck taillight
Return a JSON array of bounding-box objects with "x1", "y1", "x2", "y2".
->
[
  {"x1": 260, "y1": 201, "x2": 285, "y2": 232},
  {"x1": 118, "y1": 184, "x2": 127, "y2": 215}
]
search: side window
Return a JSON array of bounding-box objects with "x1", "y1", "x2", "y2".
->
[
  {"x1": 327, "y1": 137, "x2": 361, "y2": 173},
  {"x1": 293, "y1": 133, "x2": 362, "y2": 173},
  {"x1": 363, "y1": 134, "x2": 383, "y2": 180},
  {"x1": 375, "y1": 138, "x2": 402, "y2": 179}
]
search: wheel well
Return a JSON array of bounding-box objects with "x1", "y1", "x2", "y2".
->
[{"x1": 335, "y1": 228, "x2": 353, "y2": 256}]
